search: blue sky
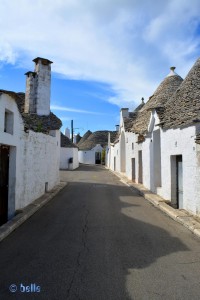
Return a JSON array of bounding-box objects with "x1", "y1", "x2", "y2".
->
[{"x1": 0, "y1": 0, "x2": 200, "y2": 136}]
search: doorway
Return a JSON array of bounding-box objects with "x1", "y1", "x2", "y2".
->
[
  {"x1": 132, "y1": 158, "x2": 135, "y2": 182},
  {"x1": 95, "y1": 152, "x2": 101, "y2": 164},
  {"x1": 0, "y1": 145, "x2": 9, "y2": 225},
  {"x1": 138, "y1": 151, "x2": 143, "y2": 184},
  {"x1": 171, "y1": 155, "x2": 183, "y2": 208},
  {"x1": 176, "y1": 155, "x2": 183, "y2": 208}
]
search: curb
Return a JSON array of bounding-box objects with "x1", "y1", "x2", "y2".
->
[
  {"x1": 0, "y1": 181, "x2": 67, "y2": 242},
  {"x1": 107, "y1": 167, "x2": 200, "y2": 239}
]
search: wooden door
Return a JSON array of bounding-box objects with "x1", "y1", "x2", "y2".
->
[{"x1": 0, "y1": 145, "x2": 9, "y2": 225}]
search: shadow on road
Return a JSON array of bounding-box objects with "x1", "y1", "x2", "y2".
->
[{"x1": 0, "y1": 165, "x2": 192, "y2": 299}]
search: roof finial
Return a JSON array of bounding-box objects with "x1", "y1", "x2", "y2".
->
[
  {"x1": 167, "y1": 66, "x2": 177, "y2": 77},
  {"x1": 141, "y1": 97, "x2": 144, "y2": 104}
]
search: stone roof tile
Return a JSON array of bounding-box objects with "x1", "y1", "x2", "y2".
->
[
  {"x1": 161, "y1": 57, "x2": 200, "y2": 129},
  {"x1": 61, "y1": 133, "x2": 78, "y2": 148},
  {"x1": 0, "y1": 89, "x2": 62, "y2": 133},
  {"x1": 77, "y1": 130, "x2": 92, "y2": 146},
  {"x1": 131, "y1": 72, "x2": 183, "y2": 134},
  {"x1": 78, "y1": 130, "x2": 114, "y2": 150}
]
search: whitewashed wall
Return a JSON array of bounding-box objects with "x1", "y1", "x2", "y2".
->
[
  {"x1": 159, "y1": 125, "x2": 199, "y2": 214},
  {"x1": 78, "y1": 144, "x2": 103, "y2": 164},
  {"x1": 17, "y1": 129, "x2": 60, "y2": 209},
  {"x1": 109, "y1": 142, "x2": 120, "y2": 172},
  {"x1": 0, "y1": 93, "x2": 61, "y2": 215},
  {"x1": 0, "y1": 94, "x2": 23, "y2": 219},
  {"x1": 60, "y1": 147, "x2": 79, "y2": 170},
  {"x1": 196, "y1": 143, "x2": 200, "y2": 216}
]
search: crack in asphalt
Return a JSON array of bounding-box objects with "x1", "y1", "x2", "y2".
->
[{"x1": 66, "y1": 207, "x2": 89, "y2": 299}]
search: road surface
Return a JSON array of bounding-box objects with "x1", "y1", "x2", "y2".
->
[{"x1": 1, "y1": 164, "x2": 200, "y2": 299}]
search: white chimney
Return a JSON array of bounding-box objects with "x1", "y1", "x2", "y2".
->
[
  {"x1": 120, "y1": 108, "x2": 129, "y2": 126},
  {"x1": 65, "y1": 127, "x2": 70, "y2": 138},
  {"x1": 24, "y1": 71, "x2": 37, "y2": 113},
  {"x1": 25, "y1": 57, "x2": 53, "y2": 115}
]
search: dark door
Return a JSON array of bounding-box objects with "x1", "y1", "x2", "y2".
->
[
  {"x1": 0, "y1": 145, "x2": 9, "y2": 225},
  {"x1": 95, "y1": 152, "x2": 101, "y2": 164},
  {"x1": 176, "y1": 155, "x2": 183, "y2": 209},
  {"x1": 138, "y1": 151, "x2": 143, "y2": 184},
  {"x1": 132, "y1": 158, "x2": 135, "y2": 182}
]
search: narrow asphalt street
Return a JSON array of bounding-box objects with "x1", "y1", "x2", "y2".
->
[{"x1": 1, "y1": 164, "x2": 200, "y2": 299}]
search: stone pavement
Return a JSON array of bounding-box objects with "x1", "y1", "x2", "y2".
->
[
  {"x1": 109, "y1": 168, "x2": 200, "y2": 239},
  {"x1": 0, "y1": 181, "x2": 67, "y2": 242}
]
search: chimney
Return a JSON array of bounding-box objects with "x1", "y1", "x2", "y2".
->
[
  {"x1": 120, "y1": 108, "x2": 129, "y2": 126},
  {"x1": 24, "y1": 71, "x2": 37, "y2": 113},
  {"x1": 25, "y1": 57, "x2": 53, "y2": 115},
  {"x1": 115, "y1": 125, "x2": 119, "y2": 131},
  {"x1": 120, "y1": 108, "x2": 129, "y2": 118},
  {"x1": 141, "y1": 97, "x2": 144, "y2": 104}
]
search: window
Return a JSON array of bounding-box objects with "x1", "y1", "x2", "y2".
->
[
  {"x1": 4, "y1": 109, "x2": 14, "y2": 134},
  {"x1": 132, "y1": 143, "x2": 134, "y2": 150}
]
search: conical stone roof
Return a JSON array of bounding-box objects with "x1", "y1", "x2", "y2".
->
[
  {"x1": 161, "y1": 57, "x2": 200, "y2": 129},
  {"x1": 78, "y1": 130, "x2": 113, "y2": 150},
  {"x1": 61, "y1": 133, "x2": 78, "y2": 148},
  {"x1": 123, "y1": 98, "x2": 145, "y2": 132},
  {"x1": 77, "y1": 130, "x2": 92, "y2": 147},
  {"x1": 131, "y1": 69, "x2": 183, "y2": 134}
]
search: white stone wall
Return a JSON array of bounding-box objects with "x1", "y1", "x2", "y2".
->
[
  {"x1": 108, "y1": 142, "x2": 120, "y2": 172},
  {"x1": 106, "y1": 107, "x2": 200, "y2": 216},
  {"x1": 0, "y1": 94, "x2": 23, "y2": 218},
  {"x1": 60, "y1": 147, "x2": 79, "y2": 170},
  {"x1": 17, "y1": 129, "x2": 60, "y2": 209},
  {"x1": 159, "y1": 125, "x2": 198, "y2": 214},
  {"x1": 0, "y1": 93, "x2": 60, "y2": 215},
  {"x1": 78, "y1": 144, "x2": 103, "y2": 164},
  {"x1": 196, "y1": 143, "x2": 200, "y2": 216}
]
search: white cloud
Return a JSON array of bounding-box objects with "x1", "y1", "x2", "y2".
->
[
  {"x1": 51, "y1": 105, "x2": 115, "y2": 116},
  {"x1": 0, "y1": 0, "x2": 200, "y2": 107}
]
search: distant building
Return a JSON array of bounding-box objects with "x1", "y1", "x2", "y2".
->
[
  {"x1": 60, "y1": 131, "x2": 79, "y2": 170},
  {"x1": 78, "y1": 130, "x2": 117, "y2": 165},
  {"x1": 0, "y1": 58, "x2": 62, "y2": 225},
  {"x1": 65, "y1": 127, "x2": 70, "y2": 138}
]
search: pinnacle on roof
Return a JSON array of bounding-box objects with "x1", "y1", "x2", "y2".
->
[
  {"x1": 161, "y1": 57, "x2": 200, "y2": 129},
  {"x1": 130, "y1": 67, "x2": 183, "y2": 134}
]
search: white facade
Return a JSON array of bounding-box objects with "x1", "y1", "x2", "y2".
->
[
  {"x1": 0, "y1": 57, "x2": 61, "y2": 224},
  {"x1": 79, "y1": 144, "x2": 103, "y2": 164},
  {"x1": 0, "y1": 93, "x2": 60, "y2": 219},
  {"x1": 107, "y1": 105, "x2": 200, "y2": 216},
  {"x1": 60, "y1": 147, "x2": 79, "y2": 170}
]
